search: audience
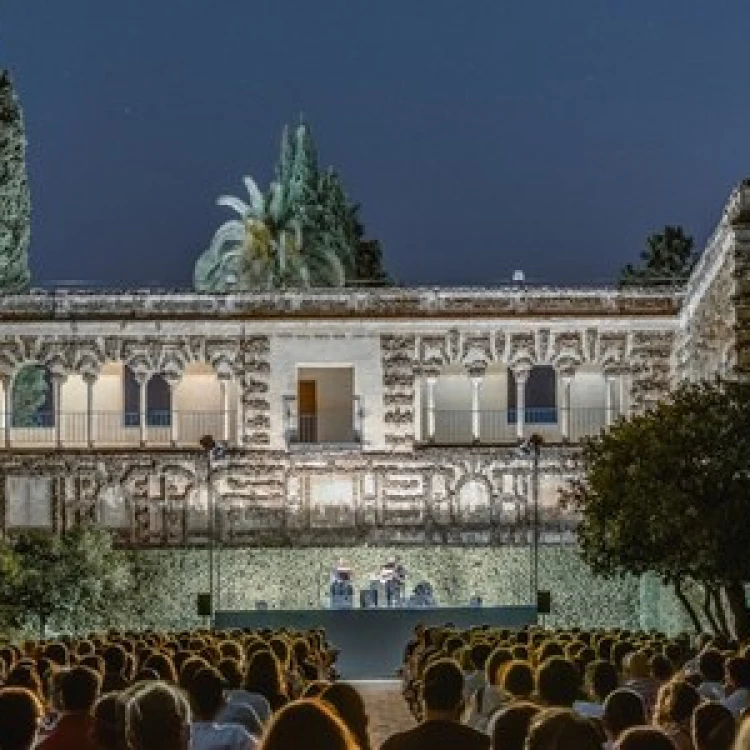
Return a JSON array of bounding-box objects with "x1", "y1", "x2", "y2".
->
[
  {"x1": 0, "y1": 687, "x2": 44, "y2": 750},
  {"x1": 322, "y1": 681, "x2": 372, "y2": 750}
]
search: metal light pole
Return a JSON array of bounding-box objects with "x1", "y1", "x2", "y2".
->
[
  {"x1": 199, "y1": 434, "x2": 228, "y2": 630},
  {"x1": 519, "y1": 433, "x2": 543, "y2": 604}
]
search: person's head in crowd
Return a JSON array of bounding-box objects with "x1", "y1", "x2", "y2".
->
[
  {"x1": 726, "y1": 656, "x2": 750, "y2": 695},
  {"x1": 42, "y1": 642, "x2": 69, "y2": 668},
  {"x1": 536, "y1": 657, "x2": 581, "y2": 708},
  {"x1": 526, "y1": 707, "x2": 601, "y2": 750},
  {"x1": 259, "y1": 699, "x2": 358, "y2": 750},
  {"x1": 421, "y1": 659, "x2": 465, "y2": 720},
  {"x1": 485, "y1": 647, "x2": 513, "y2": 687},
  {"x1": 654, "y1": 679, "x2": 701, "y2": 729},
  {"x1": 322, "y1": 682, "x2": 370, "y2": 750},
  {"x1": 698, "y1": 648, "x2": 725, "y2": 684},
  {"x1": 103, "y1": 644, "x2": 127, "y2": 677},
  {"x1": 624, "y1": 651, "x2": 651, "y2": 681},
  {"x1": 244, "y1": 650, "x2": 288, "y2": 706},
  {"x1": 56, "y1": 665, "x2": 101, "y2": 714},
  {"x1": 126, "y1": 681, "x2": 190, "y2": 750},
  {"x1": 142, "y1": 652, "x2": 177, "y2": 683},
  {"x1": 178, "y1": 655, "x2": 210, "y2": 691},
  {"x1": 0, "y1": 687, "x2": 44, "y2": 750},
  {"x1": 502, "y1": 660, "x2": 534, "y2": 701},
  {"x1": 603, "y1": 689, "x2": 647, "y2": 742},
  {"x1": 217, "y1": 657, "x2": 244, "y2": 690},
  {"x1": 490, "y1": 702, "x2": 540, "y2": 750},
  {"x1": 92, "y1": 693, "x2": 119, "y2": 750},
  {"x1": 471, "y1": 642, "x2": 493, "y2": 674},
  {"x1": 538, "y1": 641, "x2": 565, "y2": 664},
  {"x1": 692, "y1": 701, "x2": 735, "y2": 750},
  {"x1": 585, "y1": 659, "x2": 619, "y2": 703},
  {"x1": 187, "y1": 666, "x2": 228, "y2": 721},
  {"x1": 615, "y1": 726, "x2": 678, "y2": 750},
  {"x1": 650, "y1": 654, "x2": 674, "y2": 683}
]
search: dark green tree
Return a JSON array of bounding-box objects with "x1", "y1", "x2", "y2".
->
[
  {"x1": 351, "y1": 206, "x2": 391, "y2": 286},
  {"x1": 2, "y1": 525, "x2": 131, "y2": 637},
  {"x1": 619, "y1": 226, "x2": 698, "y2": 287},
  {"x1": 10, "y1": 364, "x2": 49, "y2": 427},
  {"x1": 0, "y1": 70, "x2": 31, "y2": 292},
  {"x1": 560, "y1": 379, "x2": 750, "y2": 639}
]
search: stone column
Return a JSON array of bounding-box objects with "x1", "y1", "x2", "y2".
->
[
  {"x1": 560, "y1": 371, "x2": 573, "y2": 441},
  {"x1": 2, "y1": 375, "x2": 10, "y2": 449},
  {"x1": 426, "y1": 376, "x2": 437, "y2": 442},
  {"x1": 220, "y1": 377, "x2": 231, "y2": 443},
  {"x1": 470, "y1": 372, "x2": 483, "y2": 443},
  {"x1": 167, "y1": 379, "x2": 180, "y2": 447},
  {"x1": 605, "y1": 372, "x2": 616, "y2": 427},
  {"x1": 136, "y1": 373, "x2": 150, "y2": 447},
  {"x1": 83, "y1": 373, "x2": 96, "y2": 448},
  {"x1": 515, "y1": 369, "x2": 529, "y2": 440},
  {"x1": 619, "y1": 370, "x2": 630, "y2": 419},
  {"x1": 52, "y1": 373, "x2": 65, "y2": 449}
]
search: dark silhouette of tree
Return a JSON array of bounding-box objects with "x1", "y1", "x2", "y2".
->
[{"x1": 619, "y1": 226, "x2": 698, "y2": 287}]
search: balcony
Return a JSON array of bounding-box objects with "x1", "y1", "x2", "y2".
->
[
  {"x1": 0, "y1": 411, "x2": 236, "y2": 449},
  {"x1": 419, "y1": 407, "x2": 618, "y2": 445},
  {"x1": 284, "y1": 396, "x2": 363, "y2": 448}
]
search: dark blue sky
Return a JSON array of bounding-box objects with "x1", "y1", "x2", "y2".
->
[{"x1": 2, "y1": 1, "x2": 749, "y2": 288}]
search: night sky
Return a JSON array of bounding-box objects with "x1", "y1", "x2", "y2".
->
[{"x1": 2, "y1": 2, "x2": 750, "y2": 289}]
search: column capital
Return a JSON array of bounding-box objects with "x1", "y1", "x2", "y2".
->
[{"x1": 512, "y1": 365, "x2": 531, "y2": 383}]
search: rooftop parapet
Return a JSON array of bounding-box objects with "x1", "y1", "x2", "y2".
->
[{"x1": 0, "y1": 284, "x2": 683, "y2": 321}]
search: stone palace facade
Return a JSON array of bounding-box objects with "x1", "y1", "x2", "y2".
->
[{"x1": 0, "y1": 181, "x2": 747, "y2": 548}]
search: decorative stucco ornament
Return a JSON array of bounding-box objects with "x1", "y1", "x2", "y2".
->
[{"x1": 0, "y1": 70, "x2": 31, "y2": 293}]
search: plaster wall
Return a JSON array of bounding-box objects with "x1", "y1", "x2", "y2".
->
[{"x1": 269, "y1": 335, "x2": 385, "y2": 450}]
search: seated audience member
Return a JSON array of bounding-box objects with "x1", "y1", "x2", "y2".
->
[
  {"x1": 615, "y1": 726, "x2": 678, "y2": 750},
  {"x1": 466, "y1": 647, "x2": 513, "y2": 731},
  {"x1": 490, "y1": 702, "x2": 540, "y2": 750},
  {"x1": 101, "y1": 645, "x2": 130, "y2": 692},
  {"x1": 465, "y1": 642, "x2": 493, "y2": 701},
  {"x1": 259, "y1": 699, "x2": 358, "y2": 750},
  {"x1": 243, "y1": 650, "x2": 289, "y2": 712},
  {"x1": 92, "y1": 693, "x2": 119, "y2": 750},
  {"x1": 382, "y1": 659, "x2": 489, "y2": 750},
  {"x1": 216, "y1": 658, "x2": 266, "y2": 735},
  {"x1": 501, "y1": 660, "x2": 534, "y2": 703},
  {"x1": 651, "y1": 654, "x2": 674, "y2": 685},
  {"x1": 653, "y1": 679, "x2": 700, "y2": 750},
  {"x1": 525, "y1": 707, "x2": 601, "y2": 750},
  {"x1": 623, "y1": 651, "x2": 661, "y2": 720},
  {"x1": 697, "y1": 648, "x2": 726, "y2": 701},
  {"x1": 691, "y1": 701, "x2": 735, "y2": 750},
  {"x1": 603, "y1": 688, "x2": 647, "y2": 747},
  {"x1": 322, "y1": 682, "x2": 371, "y2": 750},
  {"x1": 574, "y1": 659, "x2": 619, "y2": 719},
  {"x1": 37, "y1": 665, "x2": 101, "y2": 750},
  {"x1": 724, "y1": 656, "x2": 750, "y2": 718},
  {"x1": 126, "y1": 681, "x2": 191, "y2": 750},
  {"x1": 187, "y1": 666, "x2": 256, "y2": 750},
  {"x1": 0, "y1": 687, "x2": 44, "y2": 750},
  {"x1": 536, "y1": 657, "x2": 581, "y2": 709}
]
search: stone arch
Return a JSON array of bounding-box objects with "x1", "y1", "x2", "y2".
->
[
  {"x1": 123, "y1": 365, "x2": 172, "y2": 426},
  {"x1": 11, "y1": 363, "x2": 54, "y2": 427},
  {"x1": 455, "y1": 476, "x2": 492, "y2": 523}
]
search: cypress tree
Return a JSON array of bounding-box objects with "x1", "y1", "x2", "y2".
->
[{"x1": 0, "y1": 70, "x2": 31, "y2": 292}]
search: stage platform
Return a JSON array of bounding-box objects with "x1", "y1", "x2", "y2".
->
[{"x1": 215, "y1": 605, "x2": 537, "y2": 678}]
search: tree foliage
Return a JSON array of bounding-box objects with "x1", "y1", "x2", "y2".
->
[
  {"x1": 0, "y1": 526, "x2": 132, "y2": 637},
  {"x1": 560, "y1": 379, "x2": 750, "y2": 638},
  {"x1": 619, "y1": 226, "x2": 698, "y2": 288},
  {"x1": 0, "y1": 69, "x2": 31, "y2": 292},
  {"x1": 194, "y1": 117, "x2": 389, "y2": 291}
]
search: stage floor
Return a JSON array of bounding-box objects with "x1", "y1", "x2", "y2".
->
[{"x1": 215, "y1": 605, "x2": 537, "y2": 678}]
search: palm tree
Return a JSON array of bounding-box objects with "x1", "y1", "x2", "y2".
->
[{"x1": 194, "y1": 176, "x2": 345, "y2": 292}]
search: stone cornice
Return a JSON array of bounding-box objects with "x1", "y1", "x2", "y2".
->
[{"x1": 0, "y1": 286, "x2": 682, "y2": 322}]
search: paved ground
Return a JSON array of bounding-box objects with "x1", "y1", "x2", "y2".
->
[{"x1": 351, "y1": 680, "x2": 415, "y2": 748}]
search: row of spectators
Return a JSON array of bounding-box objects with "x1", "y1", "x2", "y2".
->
[
  {"x1": 0, "y1": 627, "x2": 370, "y2": 750},
  {"x1": 396, "y1": 625, "x2": 750, "y2": 749}
]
